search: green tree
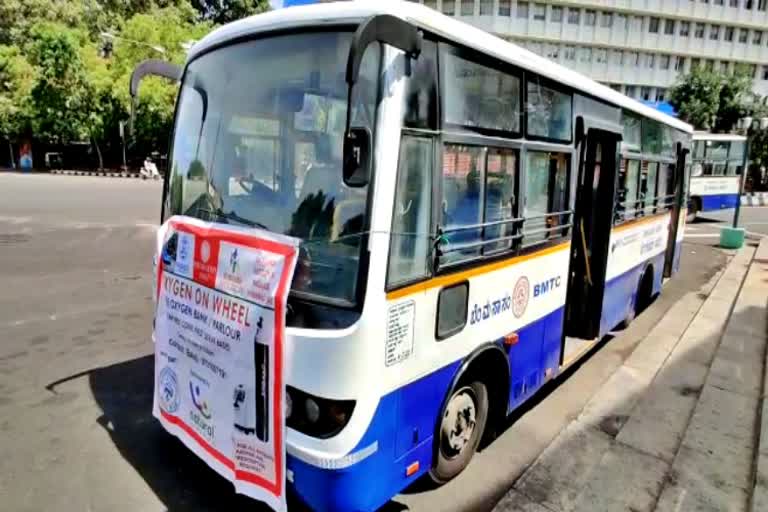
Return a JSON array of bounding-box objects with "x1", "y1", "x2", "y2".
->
[
  {"x1": 713, "y1": 68, "x2": 755, "y2": 132},
  {"x1": 191, "y1": 0, "x2": 270, "y2": 24},
  {"x1": 109, "y1": 5, "x2": 211, "y2": 159},
  {"x1": 0, "y1": 45, "x2": 35, "y2": 166},
  {"x1": 669, "y1": 68, "x2": 722, "y2": 131},
  {"x1": 27, "y1": 23, "x2": 90, "y2": 144}
]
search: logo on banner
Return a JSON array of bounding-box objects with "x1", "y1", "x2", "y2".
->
[
  {"x1": 174, "y1": 231, "x2": 195, "y2": 278},
  {"x1": 190, "y1": 375, "x2": 212, "y2": 420},
  {"x1": 512, "y1": 276, "x2": 530, "y2": 318},
  {"x1": 158, "y1": 367, "x2": 179, "y2": 413}
]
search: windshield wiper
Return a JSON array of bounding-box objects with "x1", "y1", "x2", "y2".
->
[{"x1": 198, "y1": 207, "x2": 270, "y2": 231}]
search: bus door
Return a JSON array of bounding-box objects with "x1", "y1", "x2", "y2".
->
[
  {"x1": 564, "y1": 128, "x2": 621, "y2": 340},
  {"x1": 664, "y1": 144, "x2": 689, "y2": 277}
]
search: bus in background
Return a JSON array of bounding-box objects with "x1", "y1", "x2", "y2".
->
[
  {"x1": 132, "y1": 3, "x2": 692, "y2": 511},
  {"x1": 688, "y1": 132, "x2": 747, "y2": 221}
]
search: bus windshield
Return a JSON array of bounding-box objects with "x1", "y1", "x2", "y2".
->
[{"x1": 167, "y1": 31, "x2": 380, "y2": 305}]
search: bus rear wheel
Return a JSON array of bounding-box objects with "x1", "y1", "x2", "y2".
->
[
  {"x1": 430, "y1": 381, "x2": 489, "y2": 484},
  {"x1": 686, "y1": 199, "x2": 699, "y2": 223}
]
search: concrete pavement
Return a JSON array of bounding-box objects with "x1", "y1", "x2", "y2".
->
[{"x1": 495, "y1": 239, "x2": 768, "y2": 512}]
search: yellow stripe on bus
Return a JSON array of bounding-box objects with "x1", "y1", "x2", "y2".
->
[{"x1": 386, "y1": 241, "x2": 570, "y2": 301}]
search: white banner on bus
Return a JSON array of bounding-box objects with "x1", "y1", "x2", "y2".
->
[{"x1": 152, "y1": 215, "x2": 298, "y2": 512}]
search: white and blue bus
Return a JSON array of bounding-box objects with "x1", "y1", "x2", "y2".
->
[
  {"x1": 132, "y1": 3, "x2": 692, "y2": 510},
  {"x1": 688, "y1": 132, "x2": 747, "y2": 221}
]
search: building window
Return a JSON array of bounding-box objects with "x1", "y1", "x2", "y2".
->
[
  {"x1": 551, "y1": 5, "x2": 563, "y2": 22},
  {"x1": 656, "y1": 89, "x2": 667, "y2": 102},
  {"x1": 759, "y1": 0, "x2": 767, "y2": 11},
  {"x1": 710, "y1": 25, "x2": 720, "y2": 40},
  {"x1": 625, "y1": 85, "x2": 637, "y2": 98},
  {"x1": 739, "y1": 28, "x2": 748, "y2": 43},
  {"x1": 533, "y1": 3, "x2": 546, "y2": 20},
  {"x1": 763, "y1": 66, "x2": 768, "y2": 80},
  {"x1": 596, "y1": 48, "x2": 607, "y2": 63},
  {"x1": 660, "y1": 54, "x2": 671, "y2": 69},
  {"x1": 647, "y1": 53, "x2": 656, "y2": 68},
  {"x1": 730, "y1": 0, "x2": 739, "y2": 6},
  {"x1": 568, "y1": 7, "x2": 580, "y2": 24},
  {"x1": 706, "y1": 59, "x2": 715, "y2": 70},
  {"x1": 675, "y1": 56, "x2": 686, "y2": 70},
  {"x1": 629, "y1": 51, "x2": 640, "y2": 66},
  {"x1": 691, "y1": 57, "x2": 700, "y2": 69},
  {"x1": 579, "y1": 46, "x2": 592, "y2": 62},
  {"x1": 725, "y1": 26, "x2": 735, "y2": 41},
  {"x1": 499, "y1": 0, "x2": 511, "y2": 16},
  {"x1": 715, "y1": 0, "x2": 724, "y2": 4},
  {"x1": 545, "y1": 44, "x2": 559, "y2": 59},
  {"x1": 442, "y1": 0, "x2": 455, "y2": 15},
  {"x1": 601, "y1": 11, "x2": 613, "y2": 27},
  {"x1": 754, "y1": 30, "x2": 763, "y2": 45},
  {"x1": 649, "y1": 17, "x2": 660, "y2": 33},
  {"x1": 664, "y1": 19, "x2": 675, "y2": 35},
  {"x1": 585, "y1": 9, "x2": 596, "y2": 25},
  {"x1": 616, "y1": 13, "x2": 627, "y2": 30},
  {"x1": 480, "y1": 0, "x2": 493, "y2": 15},
  {"x1": 564, "y1": 46, "x2": 576, "y2": 60},
  {"x1": 461, "y1": 0, "x2": 473, "y2": 16},
  {"x1": 641, "y1": 86, "x2": 651, "y2": 101},
  {"x1": 612, "y1": 49, "x2": 625, "y2": 65},
  {"x1": 679, "y1": 21, "x2": 690, "y2": 36},
  {"x1": 695, "y1": 23, "x2": 705, "y2": 38},
  {"x1": 424, "y1": 0, "x2": 437, "y2": 9},
  {"x1": 517, "y1": 1, "x2": 529, "y2": 18},
  {"x1": 631, "y1": 15, "x2": 643, "y2": 31}
]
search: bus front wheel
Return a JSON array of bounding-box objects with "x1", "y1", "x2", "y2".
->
[{"x1": 430, "y1": 381, "x2": 489, "y2": 484}]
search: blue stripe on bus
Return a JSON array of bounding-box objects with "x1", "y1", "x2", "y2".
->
[
  {"x1": 599, "y1": 251, "x2": 666, "y2": 338},
  {"x1": 287, "y1": 307, "x2": 564, "y2": 512},
  {"x1": 699, "y1": 193, "x2": 739, "y2": 212},
  {"x1": 287, "y1": 247, "x2": 677, "y2": 511}
]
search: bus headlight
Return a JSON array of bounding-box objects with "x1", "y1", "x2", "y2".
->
[{"x1": 286, "y1": 386, "x2": 355, "y2": 439}]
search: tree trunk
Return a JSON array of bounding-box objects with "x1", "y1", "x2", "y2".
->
[
  {"x1": 7, "y1": 140, "x2": 15, "y2": 169},
  {"x1": 93, "y1": 136, "x2": 103, "y2": 170}
]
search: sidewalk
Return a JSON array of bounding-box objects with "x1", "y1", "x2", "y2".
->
[{"x1": 494, "y1": 238, "x2": 767, "y2": 512}]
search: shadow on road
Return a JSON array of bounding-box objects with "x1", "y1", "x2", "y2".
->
[{"x1": 87, "y1": 355, "x2": 278, "y2": 511}]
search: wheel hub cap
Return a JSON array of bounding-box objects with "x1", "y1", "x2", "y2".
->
[{"x1": 441, "y1": 390, "x2": 477, "y2": 458}]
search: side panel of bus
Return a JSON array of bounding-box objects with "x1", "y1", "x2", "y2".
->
[{"x1": 690, "y1": 175, "x2": 741, "y2": 212}]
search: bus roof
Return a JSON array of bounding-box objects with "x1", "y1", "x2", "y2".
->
[
  {"x1": 692, "y1": 132, "x2": 747, "y2": 142},
  {"x1": 189, "y1": 1, "x2": 693, "y2": 134}
]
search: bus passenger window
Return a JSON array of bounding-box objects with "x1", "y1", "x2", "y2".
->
[
  {"x1": 402, "y1": 40, "x2": 438, "y2": 130},
  {"x1": 616, "y1": 159, "x2": 641, "y2": 221},
  {"x1": 484, "y1": 148, "x2": 518, "y2": 253},
  {"x1": 526, "y1": 79, "x2": 572, "y2": 142},
  {"x1": 523, "y1": 151, "x2": 570, "y2": 246},
  {"x1": 388, "y1": 137, "x2": 433, "y2": 287},
  {"x1": 641, "y1": 161, "x2": 658, "y2": 214},
  {"x1": 441, "y1": 144, "x2": 486, "y2": 264}
]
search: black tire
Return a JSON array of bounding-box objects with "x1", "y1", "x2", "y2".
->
[
  {"x1": 686, "y1": 199, "x2": 699, "y2": 223},
  {"x1": 430, "y1": 380, "x2": 489, "y2": 484},
  {"x1": 635, "y1": 269, "x2": 654, "y2": 316}
]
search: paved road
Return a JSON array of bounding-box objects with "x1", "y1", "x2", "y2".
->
[
  {"x1": 0, "y1": 173, "x2": 731, "y2": 512},
  {"x1": 685, "y1": 206, "x2": 768, "y2": 245}
]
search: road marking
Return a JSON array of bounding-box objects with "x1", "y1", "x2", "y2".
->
[{"x1": 685, "y1": 233, "x2": 720, "y2": 238}]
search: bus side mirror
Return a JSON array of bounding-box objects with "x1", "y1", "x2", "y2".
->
[
  {"x1": 342, "y1": 15, "x2": 422, "y2": 187},
  {"x1": 129, "y1": 59, "x2": 183, "y2": 138},
  {"x1": 343, "y1": 127, "x2": 371, "y2": 187}
]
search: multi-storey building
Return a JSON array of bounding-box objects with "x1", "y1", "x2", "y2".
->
[{"x1": 413, "y1": 0, "x2": 768, "y2": 101}]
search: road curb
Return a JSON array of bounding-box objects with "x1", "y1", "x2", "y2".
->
[
  {"x1": 749, "y1": 237, "x2": 768, "y2": 512},
  {"x1": 49, "y1": 169, "x2": 156, "y2": 179},
  {"x1": 742, "y1": 193, "x2": 768, "y2": 206}
]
